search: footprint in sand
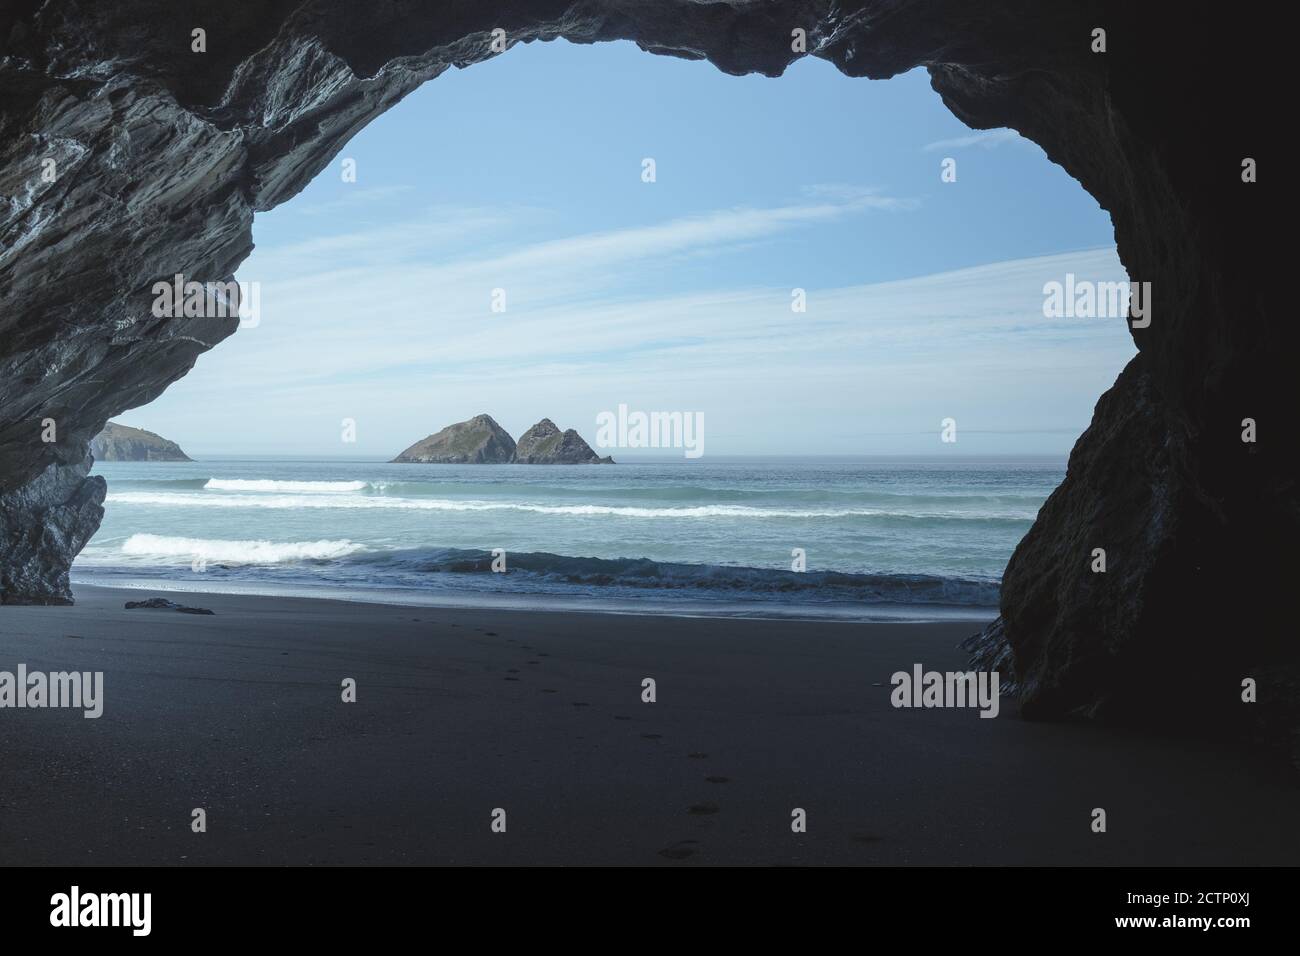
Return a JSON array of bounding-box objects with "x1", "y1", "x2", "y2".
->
[
  {"x1": 687, "y1": 803, "x2": 720, "y2": 816},
  {"x1": 658, "y1": 841, "x2": 698, "y2": 860}
]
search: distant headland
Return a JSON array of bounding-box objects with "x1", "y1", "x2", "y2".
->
[{"x1": 91, "y1": 422, "x2": 191, "y2": 462}]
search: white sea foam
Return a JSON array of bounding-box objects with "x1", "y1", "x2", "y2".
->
[
  {"x1": 120, "y1": 533, "x2": 367, "y2": 564},
  {"x1": 105, "y1": 491, "x2": 1031, "y2": 521},
  {"x1": 204, "y1": 479, "x2": 368, "y2": 493}
]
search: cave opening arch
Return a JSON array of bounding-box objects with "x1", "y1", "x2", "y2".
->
[{"x1": 0, "y1": 1, "x2": 1287, "y2": 745}]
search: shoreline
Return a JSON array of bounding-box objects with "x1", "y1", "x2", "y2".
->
[
  {"x1": 2, "y1": 584, "x2": 1295, "y2": 865},
  {"x1": 82, "y1": 456, "x2": 1031, "y2": 623},
  {"x1": 69, "y1": 572, "x2": 999, "y2": 624}
]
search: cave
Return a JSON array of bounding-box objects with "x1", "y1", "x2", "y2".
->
[{"x1": 0, "y1": 1, "x2": 1291, "y2": 751}]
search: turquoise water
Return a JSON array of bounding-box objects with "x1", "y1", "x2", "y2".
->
[{"x1": 74, "y1": 457, "x2": 1061, "y2": 619}]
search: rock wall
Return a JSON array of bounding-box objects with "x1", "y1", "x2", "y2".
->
[
  {"x1": 1, "y1": 3, "x2": 1291, "y2": 738},
  {"x1": 0, "y1": 454, "x2": 103, "y2": 605}
]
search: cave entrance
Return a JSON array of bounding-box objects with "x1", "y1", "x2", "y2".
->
[{"x1": 80, "y1": 38, "x2": 1130, "y2": 620}]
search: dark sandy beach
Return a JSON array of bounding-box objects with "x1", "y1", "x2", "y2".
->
[{"x1": 1, "y1": 584, "x2": 1295, "y2": 866}]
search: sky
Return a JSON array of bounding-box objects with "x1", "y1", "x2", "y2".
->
[{"x1": 120, "y1": 38, "x2": 1134, "y2": 458}]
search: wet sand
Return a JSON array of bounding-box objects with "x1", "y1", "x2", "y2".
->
[{"x1": 0, "y1": 584, "x2": 1295, "y2": 865}]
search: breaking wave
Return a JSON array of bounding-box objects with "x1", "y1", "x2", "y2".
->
[
  {"x1": 96, "y1": 540, "x2": 999, "y2": 607},
  {"x1": 203, "y1": 479, "x2": 368, "y2": 493},
  {"x1": 120, "y1": 533, "x2": 368, "y2": 564},
  {"x1": 364, "y1": 548, "x2": 1001, "y2": 606},
  {"x1": 105, "y1": 491, "x2": 1031, "y2": 522}
]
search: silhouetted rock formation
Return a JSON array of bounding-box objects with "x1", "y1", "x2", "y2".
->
[
  {"x1": 514, "y1": 418, "x2": 613, "y2": 464},
  {"x1": 0, "y1": 3, "x2": 1291, "y2": 756},
  {"x1": 0, "y1": 456, "x2": 103, "y2": 606},
  {"x1": 392, "y1": 414, "x2": 516, "y2": 463},
  {"x1": 91, "y1": 422, "x2": 191, "y2": 462}
]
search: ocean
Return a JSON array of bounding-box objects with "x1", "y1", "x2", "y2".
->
[{"x1": 73, "y1": 456, "x2": 1062, "y2": 620}]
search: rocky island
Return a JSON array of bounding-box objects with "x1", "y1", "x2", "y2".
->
[
  {"x1": 90, "y1": 422, "x2": 191, "y2": 462},
  {"x1": 391, "y1": 414, "x2": 612, "y2": 464},
  {"x1": 391, "y1": 413, "x2": 516, "y2": 464},
  {"x1": 514, "y1": 418, "x2": 614, "y2": 464}
]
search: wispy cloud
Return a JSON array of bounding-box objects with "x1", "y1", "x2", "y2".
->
[
  {"x1": 134, "y1": 185, "x2": 1133, "y2": 456},
  {"x1": 799, "y1": 184, "x2": 918, "y2": 209},
  {"x1": 922, "y1": 129, "x2": 1029, "y2": 152},
  {"x1": 256, "y1": 189, "x2": 914, "y2": 282},
  {"x1": 294, "y1": 184, "x2": 416, "y2": 216}
]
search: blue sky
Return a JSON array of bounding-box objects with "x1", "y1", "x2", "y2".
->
[{"x1": 123, "y1": 39, "x2": 1133, "y2": 457}]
